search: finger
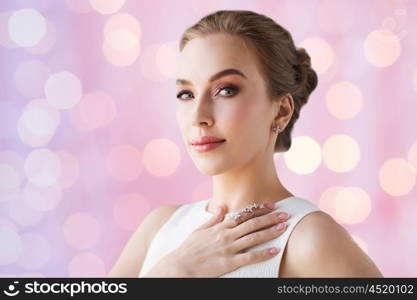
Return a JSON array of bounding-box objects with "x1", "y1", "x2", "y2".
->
[
  {"x1": 196, "y1": 205, "x2": 225, "y2": 230},
  {"x1": 229, "y1": 211, "x2": 290, "y2": 239},
  {"x1": 231, "y1": 221, "x2": 288, "y2": 253},
  {"x1": 222, "y1": 202, "x2": 277, "y2": 229},
  {"x1": 232, "y1": 247, "x2": 280, "y2": 268}
]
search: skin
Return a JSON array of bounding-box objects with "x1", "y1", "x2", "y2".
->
[
  {"x1": 175, "y1": 33, "x2": 384, "y2": 277},
  {"x1": 176, "y1": 33, "x2": 295, "y2": 215},
  {"x1": 108, "y1": 33, "x2": 383, "y2": 278}
]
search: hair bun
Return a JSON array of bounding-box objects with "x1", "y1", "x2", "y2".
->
[
  {"x1": 296, "y1": 48, "x2": 311, "y2": 68},
  {"x1": 293, "y1": 48, "x2": 311, "y2": 84},
  {"x1": 293, "y1": 47, "x2": 318, "y2": 100}
]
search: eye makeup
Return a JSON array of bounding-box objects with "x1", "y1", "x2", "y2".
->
[{"x1": 176, "y1": 83, "x2": 240, "y2": 100}]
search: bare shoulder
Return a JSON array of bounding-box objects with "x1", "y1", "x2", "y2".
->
[
  {"x1": 144, "y1": 204, "x2": 183, "y2": 241},
  {"x1": 279, "y1": 210, "x2": 383, "y2": 277},
  {"x1": 107, "y1": 203, "x2": 182, "y2": 277}
]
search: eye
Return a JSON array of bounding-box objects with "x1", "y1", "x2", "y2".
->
[
  {"x1": 217, "y1": 85, "x2": 238, "y2": 97},
  {"x1": 176, "y1": 90, "x2": 192, "y2": 100},
  {"x1": 176, "y1": 85, "x2": 239, "y2": 101}
]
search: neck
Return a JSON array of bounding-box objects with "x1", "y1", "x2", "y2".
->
[{"x1": 207, "y1": 154, "x2": 294, "y2": 215}]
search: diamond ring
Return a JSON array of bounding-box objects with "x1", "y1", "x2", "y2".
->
[{"x1": 226, "y1": 202, "x2": 266, "y2": 220}]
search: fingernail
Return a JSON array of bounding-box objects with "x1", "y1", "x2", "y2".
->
[
  {"x1": 269, "y1": 247, "x2": 279, "y2": 255},
  {"x1": 216, "y1": 206, "x2": 222, "y2": 214},
  {"x1": 278, "y1": 212, "x2": 288, "y2": 220},
  {"x1": 265, "y1": 202, "x2": 275, "y2": 209},
  {"x1": 276, "y1": 222, "x2": 287, "y2": 231}
]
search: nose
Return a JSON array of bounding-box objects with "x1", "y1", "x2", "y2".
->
[
  {"x1": 190, "y1": 97, "x2": 213, "y2": 129},
  {"x1": 192, "y1": 118, "x2": 212, "y2": 129}
]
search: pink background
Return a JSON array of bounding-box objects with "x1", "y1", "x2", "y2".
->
[{"x1": 0, "y1": 0, "x2": 416, "y2": 277}]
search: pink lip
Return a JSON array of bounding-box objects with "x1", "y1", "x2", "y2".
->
[
  {"x1": 191, "y1": 140, "x2": 226, "y2": 152},
  {"x1": 190, "y1": 136, "x2": 226, "y2": 145}
]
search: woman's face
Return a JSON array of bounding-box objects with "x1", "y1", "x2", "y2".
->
[{"x1": 175, "y1": 33, "x2": 279, "y2": 176}]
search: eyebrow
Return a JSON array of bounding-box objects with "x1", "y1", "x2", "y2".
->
[{"x1": 176, "y1": 68, "x2": 247, "y2": 85}]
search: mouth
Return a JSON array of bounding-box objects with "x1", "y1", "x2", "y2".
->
[{"x1": 191, "y1": 140, "x2": 226, "y2": 152}]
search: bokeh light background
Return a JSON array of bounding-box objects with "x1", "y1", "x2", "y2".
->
[{"x1": 0, "y1": 0, "x2": 416, "y2": 277}]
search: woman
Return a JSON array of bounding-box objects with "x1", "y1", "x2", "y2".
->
[{"x1": 109, "y1": 10, "x2": 383, "y2": 278}]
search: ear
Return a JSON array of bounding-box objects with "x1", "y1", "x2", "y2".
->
[
  {"x1": 274, "y1": 93, "x2": 294, "y2": 126},
  {"x1": 270, "y1": 93, "x2": 284, "y2": 121}
]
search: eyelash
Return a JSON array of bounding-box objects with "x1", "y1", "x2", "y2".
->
[{"x1": 176, "y1": 85, "x2": 239, "y2": 101}]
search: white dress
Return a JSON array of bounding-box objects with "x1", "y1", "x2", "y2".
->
[{"x1": 138, "y1": 196, "x2": 321, "y2": 277}]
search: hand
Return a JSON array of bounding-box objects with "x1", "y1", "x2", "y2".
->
[{"x1": 168, "y1": 202, "x2": 291, "y2": 277}]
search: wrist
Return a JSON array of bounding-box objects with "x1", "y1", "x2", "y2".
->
[
  {"x1": 164, "y1": 252, "x2": 193, "y2": 277},
  {"x1": 144, "y1": 253, "x2": 192, "y2": 277}
]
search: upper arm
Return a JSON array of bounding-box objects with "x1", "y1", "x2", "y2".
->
[
  {"x1": 107, "y1": 204, "x2": 181, "y2": 277},
  {"x1": 281, "y1": 211, "x2": 384, "y2": 277}
]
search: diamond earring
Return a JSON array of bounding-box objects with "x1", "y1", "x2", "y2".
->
[{"x1": 272, "y1": 125, "x2": 281, "y2": 133}]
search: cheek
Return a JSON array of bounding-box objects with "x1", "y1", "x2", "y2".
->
[
  {"x1": 224, "y1": 99, "x2": 263, "y2": 133},
  {"x1": 176, "y1": 107, "x2": 187, "y2": 138},
  {"x1": 175, "y1": 108, "x2": 181, "y2": 130},
  {"x1": 176, "y1": 102, "x2": 188, "y2": 125},
  {"x1": 223, "y1": 101, "x2": 270, "y2": 157}
]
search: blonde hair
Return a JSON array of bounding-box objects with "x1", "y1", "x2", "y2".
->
[{"x1": 179, "y1": 10, "x2": 318, "y2": 152}]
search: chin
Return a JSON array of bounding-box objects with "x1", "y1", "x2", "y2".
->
[{"x1": 193, "y1": 160, "x2": 230, "y2": 176}]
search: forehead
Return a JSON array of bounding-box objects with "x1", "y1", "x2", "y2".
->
[{"x1": 176, "y1": 34, "x2": 260, "y2": 83}]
